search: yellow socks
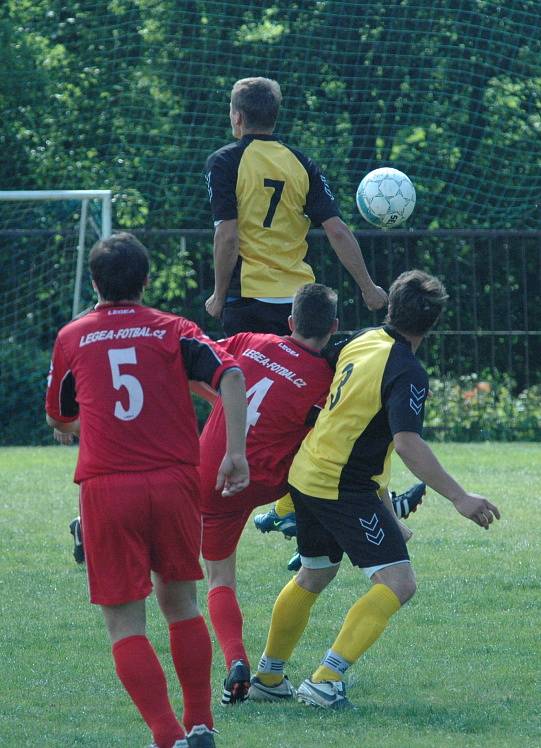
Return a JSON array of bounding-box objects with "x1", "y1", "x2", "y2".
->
[
  {"x1": 256, "y1": 578, "x2": 318, "y2": 686},
  {"x1": 312, "y1": 584, "x2": 401, "y2": 682},
  {"x1": 275, "y1": 493, "x2": 295, "y2": 517}
]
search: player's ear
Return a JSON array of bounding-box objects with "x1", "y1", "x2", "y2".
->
[
  {"x1": 230, "y1": 106, "x2": 242, "y2": 134},
  {"x1": 287, "y1": 315, "x2": 294, "y2": 333},
  {"x1": 331, "y1": 318, "x2": 339, "y2": 334}
]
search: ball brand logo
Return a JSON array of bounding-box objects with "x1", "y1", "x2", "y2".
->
[{"x1": 356, "y1": 167, "x2": 416, "y2": 228}]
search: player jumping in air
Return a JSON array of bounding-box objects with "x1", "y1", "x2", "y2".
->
[
  {"x1": 204, "y1": 76, "x2": 387, "y2": 337},
  {"x1": 249, "y1": 270, "x2": 500, "y2": 708},
  {"x1": 47, "y1": 233, "x2": 248, "y2": 748}
]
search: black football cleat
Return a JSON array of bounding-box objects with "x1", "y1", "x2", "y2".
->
[
  {"x1": 391, "y1": 482, "x2": 426, "y2": 519},
  {"x1": 221, "y1": 659, "x2": 250, "y2": 706},
  {"x1": 69, "y1": 517, "x2": 85, "y2": 564}
]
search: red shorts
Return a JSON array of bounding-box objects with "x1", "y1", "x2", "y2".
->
[
  {"x1": 201, "y1": 480, "x2": 285, "y2": 561},
  {"x1": 80, "y1": 464, "x2": 203, "y2": 605}
]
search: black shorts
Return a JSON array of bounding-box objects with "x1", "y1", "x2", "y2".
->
[
  {"x1": 222, "y1": 298, "x2": 292, "y2": 337},
  {"x1": 290, "y1": 485, "x2": 409, "y2": 569}
]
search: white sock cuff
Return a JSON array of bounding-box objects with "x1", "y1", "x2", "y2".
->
[
  {"x1": 258, "y1": 654, "x2": 285, "y2": 674},
  {"x1": 320, "y1": 649, "x2": 350, "y2": 676}
]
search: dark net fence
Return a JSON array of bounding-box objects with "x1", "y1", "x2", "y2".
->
[
  {"x1": 3, "y1": 3, "x2": 540, "y2": 443},
  {"x1": 133, "y1": 228, "x2": 540, "y2": 385},
  {"x1": 141, "y1": 227, "x2": 541, "y2": 441},
  {"x1": 1, "y1": 226, "x2": 539, "y2": 444}
]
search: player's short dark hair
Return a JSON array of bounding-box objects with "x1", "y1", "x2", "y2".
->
[
  {"x1": 89, "y1": 232, "x2": 150, "y2": 302},
  {"x1": 292, "y1": 283, "x2": 338, "y2": 339},
  {"x1": 386, "y1": 269, "x2": 448, "y2": 336},
  {"x1": 231, "y1": 77, "x2": 282, "y2": 131}
]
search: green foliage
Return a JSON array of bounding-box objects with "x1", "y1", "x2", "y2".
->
[
  {"x1": 0, "y1": 345, "x2": 51, "y2": 446},
  {"x1": 2, "y1": 2, "x2": 540, "y2": 444},
  {"x1": 144, "y1": 237, "x2": 198, "y2": 316},
  {"x1": 2, "y1": 1, "x2": 541, "y2": 228},
  {"x1": 192, "y1": 394, "x2": 212, "y2": 432},
  {"x1": 425, "y1": 373, "x2": 541, "y2": 441}
]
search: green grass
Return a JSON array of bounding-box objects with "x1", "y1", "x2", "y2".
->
[{"x1": 0, "y1": 444, "x2": 540, "y2": 747}]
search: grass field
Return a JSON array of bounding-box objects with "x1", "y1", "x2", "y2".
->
[{"x1": 0, "y1": 444, "x2": 539, "y2": 748}]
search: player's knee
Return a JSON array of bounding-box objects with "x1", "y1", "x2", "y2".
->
[
  {"x1": 156, "y1": 579, "x2": 200, "y2": 623},
  {"x1": 398, "y1": 572, "x2": 417, "y2": 603},
  {"x1": 204, "y1": 557, "x2": 236, "y2": 590},
  {"x1": 372, "y1": 563, "x2": 416, "y2": 605},
  {"x1": 296, "y1": 561, "x2": 339, "y2": 593}
]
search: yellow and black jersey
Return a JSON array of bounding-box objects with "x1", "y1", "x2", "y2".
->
[
  {"x1": 205, "y1": 134, "x2": 340, "y2": 298},
  {"x1": 289, "y1": 325, "x2": 429, "y2": 499}
]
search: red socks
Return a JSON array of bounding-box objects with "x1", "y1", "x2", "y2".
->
[
  {"x1": 113, "y1": 617, "x2": 216, "y2": 740},
  {"x1": 112, "y1": 619, "x2": 215, "y2": 744},
  {"x1": 207, "y1": 585, "x2": 250, "y2": 669},
  {"x1": 112, "y1": 635, "x2": 183, "y2": 748},
  {"x1": 169, "y1": 615, "x2": 213, "y2": 732}
]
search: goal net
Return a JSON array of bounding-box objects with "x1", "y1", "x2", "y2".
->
[
  {"x1": 3, "y1": 2, "x2": 541, "y2": 230},
  {"x1": 0, "y1": 191, "x2": 112, "y2": 445}
]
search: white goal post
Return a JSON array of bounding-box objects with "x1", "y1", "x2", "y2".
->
[
  {"x1": 0, "y1": 189, "x2": 114, "y2": 444},
  {"x1": 0, "y1": 189, "x2": 112, "y2": 318}
]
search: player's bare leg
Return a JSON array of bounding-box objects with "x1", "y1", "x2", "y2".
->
[
  {"x1": 371, "y1": 562, "x2": 417, "y2": 604},
  {"x1": 205, "y1": 553, "x2": 251, "y2": 706},
  {"x1": 154, "y1": 577, "x2": 200, "y2": 623},
  {"x1": 101, "y1": 599, "x2": 146, "y2": 644},
  {"x1": 205, "y1": 554, "x2": 237, "y2": 591}
]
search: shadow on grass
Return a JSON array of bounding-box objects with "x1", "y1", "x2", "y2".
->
[{"x1": 238, "y1": 694, "x2": 506, "y2": 736}]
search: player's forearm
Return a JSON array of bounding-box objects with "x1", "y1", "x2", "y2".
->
[
  {"x1": 323, "y1": 218, "x2": 375, "y2": 292},
  {"x1": 219, "y1": 368, "x2": 247, "y2": 456},
  {"x1": 394, "y1": 432, "x2": 467, "y2": 504},
  {"x1": 213, "y1": 225, "x2": 239, "y2": 300}
]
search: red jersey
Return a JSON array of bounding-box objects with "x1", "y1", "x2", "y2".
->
[
  {"x1": 199, "y1": 332, "x2": 333, "y2": 494},
  {"x1": 46, "y1": 303, "x2": 238, "y2": 483}
]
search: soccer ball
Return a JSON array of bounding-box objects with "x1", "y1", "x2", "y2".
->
[{"x1": 356, "y1": 167, "x2": 416, "y2": 228}]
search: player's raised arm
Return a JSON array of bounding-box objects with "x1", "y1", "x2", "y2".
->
[
  {"x1": 214, "y1": 367, "x2": 249, "y2": 496},
  {"x1": 321, "y1": 216, "x2": 388, "y2": 311},
  {"x1": 393, "y1": 431, "x2": 501, "y2": 529}
]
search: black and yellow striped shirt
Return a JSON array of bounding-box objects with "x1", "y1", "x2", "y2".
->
[
  {"x1": 205, "y1": 134, "x2": 340, "y2": 298},
  {"x1": 289, "y1": 326, "x2": 429, "y2": 499}
]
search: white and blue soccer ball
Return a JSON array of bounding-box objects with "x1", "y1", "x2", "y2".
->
[{"x1": 356, "y1": 167, "x2": 416, "y2": 228}]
